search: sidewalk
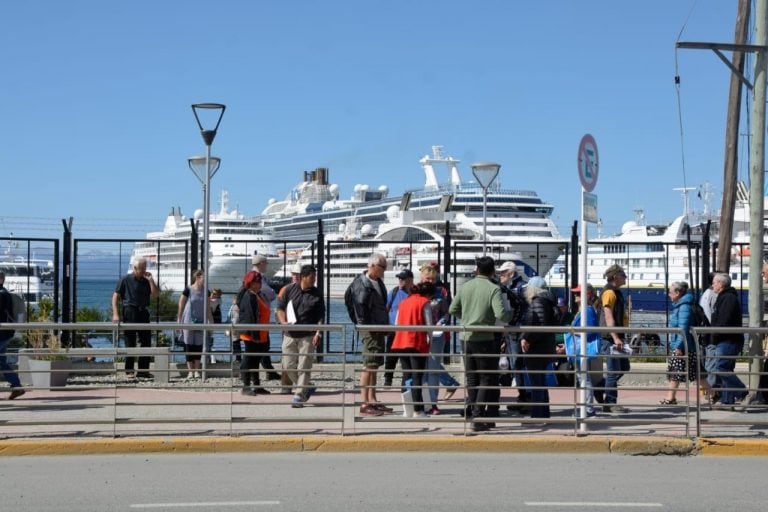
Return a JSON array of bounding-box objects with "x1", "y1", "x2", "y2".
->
[{"x1": 2, "y1": 362, "x2": 768, "y2": 456}]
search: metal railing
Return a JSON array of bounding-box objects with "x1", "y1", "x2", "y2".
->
[{"x1": 1, "y1": 322, "x2": 767, "y2": 439}]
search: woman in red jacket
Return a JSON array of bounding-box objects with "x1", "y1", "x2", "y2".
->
[{"x1": 392, "y1": 282, "x2": 436, "y2": 417}]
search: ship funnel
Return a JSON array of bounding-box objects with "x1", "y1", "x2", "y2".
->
[{"x1": 420, "y1": 155, "x2": 439, "y2": 189}]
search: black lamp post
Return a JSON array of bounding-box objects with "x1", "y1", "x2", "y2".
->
[
  {"x1": 191, "y1": 103, "x2": 225, "y2": 373},
  {"x1": 471, "y1": 162, "x2": 501, "y2": 256}
]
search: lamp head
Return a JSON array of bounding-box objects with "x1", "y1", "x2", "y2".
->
[{"x1": 191, "y1": 103, "x2": 226, "y2": 146}]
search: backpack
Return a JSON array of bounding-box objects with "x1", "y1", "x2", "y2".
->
[{"x1": 690, "y1": 302, "x2": 710, "y2": 342}]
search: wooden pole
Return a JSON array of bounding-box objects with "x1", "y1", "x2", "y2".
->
[
  {"x1": 747, "y1": 0, "x2": 767, "y2": 394},
  {"x1": 716, "y1": 0, "x2": 751, "y2": 273}
]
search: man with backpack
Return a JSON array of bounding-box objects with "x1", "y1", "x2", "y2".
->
[
  {"x1": 346, "y1": 253, "x2": 393, "y2": 416},
  {"x1": 0, "y1": 271, "x2": 25, "y2": 400}
]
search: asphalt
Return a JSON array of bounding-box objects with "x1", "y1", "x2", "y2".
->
[{"x1": 2, "y1": 362, "x2": 768, "y2": 457}]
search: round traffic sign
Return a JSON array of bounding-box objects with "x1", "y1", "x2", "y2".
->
[{"x1": 577, "y1": 134, "x2": 599, "y2": 192}]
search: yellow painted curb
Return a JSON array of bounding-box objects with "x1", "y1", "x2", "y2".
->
[
  {"x1": 0, "y1": 435, "x2": 631, "y2": 456},
  {"x1": 698, "y1": 438, "x2": 768, "y2": 456}
]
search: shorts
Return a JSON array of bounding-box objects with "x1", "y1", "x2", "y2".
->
[{"x1": 361, "y1": 332, "x2": 386, "y2": 368}]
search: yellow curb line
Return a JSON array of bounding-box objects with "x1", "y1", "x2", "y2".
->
[
  {"x1": 0, "y1": 435, "x2": 708, "y2": 457},
  {"x1": 698, "y1": 438, "x2": 768, "y2": 456}
]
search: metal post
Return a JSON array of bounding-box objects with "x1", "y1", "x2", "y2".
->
[{"x1": 482, "y1": 188, "x2": 488, "y2": 256}]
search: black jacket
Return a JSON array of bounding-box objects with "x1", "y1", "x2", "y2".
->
[
  {"x1": 710, "y1": 286, "x2": 743, "y2": 345},
  {"x1": 521, "y1": 291, "x2": 558, "y2": 360}
]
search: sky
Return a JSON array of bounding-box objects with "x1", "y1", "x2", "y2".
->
[{"x1": 0, "y1": 0, "x2": 753, "y2": 242}]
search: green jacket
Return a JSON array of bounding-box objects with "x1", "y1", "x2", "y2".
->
[{"x1": 448, "y1": 275, "x2": 511, "y2": 341}]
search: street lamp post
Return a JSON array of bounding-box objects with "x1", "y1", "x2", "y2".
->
[
  {"x1": 471, "y1": 162, "x2": 501, "y2": 256},
  {"x1": 191, "y1": 103, "x2": 225, "y2": 372}
]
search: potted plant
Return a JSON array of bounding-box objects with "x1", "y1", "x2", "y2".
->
[{"x1": 17, "y1": 298, "x2": 71, "y2": 389}]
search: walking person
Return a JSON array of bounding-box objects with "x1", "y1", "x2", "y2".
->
[
  {"x1": 709, "y1": 273, "x2": 748, "y2": 407},
  {"x1": 112, "y1": 257, "x2": 159, "y2": 380},
  {"x1": 564, "y1": 284, "x2": 601, "y2": 417},
  {"x1": 348, "y1": 253, "x2": 394, "y2": 416},
  {"x1": 236, "y1": 271, "x2": 271, "y2": 395},
  {"x1": 700, "y1": 271, "x2": 720, "y2": 401},
  {"x1": 391, "y1": 282, "x2": 436, "y2": 418},
  {"x1": 661, "y1": 281, "x2": 709, "y2": 404},
  {"x1": 383, "y1": 268, "x2": 414, "y2": 387},
  {"x1": 177, "y1": 270, "x2": 213, "y2": 379},
  {"x1": 276, "y1": 265, "x2": 325, "y2": 408},
  {"x1": 276, "y1": 262, "x2": 303, "y2": 391},
  {"x1": 449, "y1": 256, "x2": 511, "y2": 431},
  {"x1": 599, "y1": 264, "x2": 630, "y2": 413},
  {"x1": 0, "y1": 272, "x2": 25, "y2": 399}
]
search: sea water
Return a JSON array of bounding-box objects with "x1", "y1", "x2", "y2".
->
[{"x1": 77, "y1": 278, "x2": 672, "y2": 363}]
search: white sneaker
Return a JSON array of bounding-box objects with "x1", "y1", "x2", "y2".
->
[
  {"x1": 412, "y1": 411, "x2": 428, "y2": 418},
  {"x1": 193, "y1": 371, "x2": 201, "y2": 379},
  {"x1": 185, "y1": 373, "x2": 195, "y2": 380}
]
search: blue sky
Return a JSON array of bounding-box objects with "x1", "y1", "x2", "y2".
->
[{"x1": 0, "y1": 1, "x2": 749, "y2": 240}]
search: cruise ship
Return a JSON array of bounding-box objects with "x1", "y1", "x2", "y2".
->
[
  {"x1": 272, "y1": 146, "x2": 566, "y2": 293},
  {"x1": 545, "y1": 185, "x2": 761, "y2": 311},
  {"x1": 135, "y1": 146, "x2": 565, "y2": 295},
  {"x1": 131, "y1": 191, "x2": 280, "y2": 293},
  {"x1": 0, "y1": 242, "x2": 55, "y2": 307}
]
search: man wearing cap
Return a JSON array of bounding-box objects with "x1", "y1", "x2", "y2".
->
[
  {"x1": 497, "y1": 261, "x2": 529, "y2": 410},
  {"x1": 276, "y1": 265, "x2": 325, "y2": 408},
  {"x1": 383, "y1": 268, "x2": 414, "y2": 387},
  {"x1": 449, "y1": 256, "x2": 511, "y2": 431},
  {"x1": 599, "y1": 264, "x2": 630, "y2": 413},
  {"x1": 276, "y1": 262, "x2": 304, "y2": 391}
]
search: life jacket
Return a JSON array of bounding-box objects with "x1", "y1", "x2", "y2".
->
[
  {"x1": 239, "y1": 292, "x2": 270, "y2": 343},
  {"x1": 599, "y1": 283, "x2": 626, "y2": 340},
  {"x1": 392, "y1": 294, "x2": 430, "y2": 354}
]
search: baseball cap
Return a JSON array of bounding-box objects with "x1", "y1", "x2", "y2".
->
[
  {"x1": 252, "y1": 254, "x2": 268, "y2": 266},
  {"x1": 290, "y1": 262, "x2": 303, "y2": 274},
  {"x1": 571, "y1": 283, "x2": 595, "y2": 295},
  {"x1": 396, "y1": 268, "x2": 414, "y2": 279},
  {"x1": 498, "y1": 261, "x2": 517, "y2": 274}
]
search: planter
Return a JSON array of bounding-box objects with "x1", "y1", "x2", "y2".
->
[{"x1": 26, "y1": 358, "x2": 72, "y2": 389}]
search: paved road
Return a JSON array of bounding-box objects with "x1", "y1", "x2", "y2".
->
[{"x1": 3, "y1": 452, "x2": 765, "y2": 511}]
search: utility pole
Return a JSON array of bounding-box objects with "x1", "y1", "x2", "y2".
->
[
  {"x1": 718, "y1": 0, "x2": 751, "y2": 273},
  {"x1": 747, "y1": 0, "x2": 767, "y2": 394}
]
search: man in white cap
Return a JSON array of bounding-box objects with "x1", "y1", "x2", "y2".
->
[
  {"x1": 498, "y1": 261, "x2": 529, "y2": 410},
  {"x1": 252, "y1": 254, "x2": 276, "y2": 302}
]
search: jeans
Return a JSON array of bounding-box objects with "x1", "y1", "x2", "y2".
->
[
  {"x1": 0, "y1": 338, "x2": 21, "y2": 388},
  {"x1": 714, "y1": 341, "x2": 747, "y2": 404},
  {"x1": 602, "y1": 339, "x2": 630, "y2": 405},
  {"x1": 399, "y1": 349, "x2": 427, "y2": 413},
  {"x1": 465, "y1": 338, "x2": 500, "y2": 418},
  {"x1": 525, "y1": 358, "x2": 551, "y2": 418},
  {"x1": 704, "y1": 344, "x2": 719, "y2": 390},
  {"x1": 425, "y1": 333, "x2": 460, "y2": 407},
  {"x1": 508, "y1": 335, "x2": 529, "y2": 401}
]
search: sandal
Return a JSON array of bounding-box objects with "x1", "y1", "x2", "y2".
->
[{"x1": 659, "y1": 398, "x2": 677, "y2": 405}]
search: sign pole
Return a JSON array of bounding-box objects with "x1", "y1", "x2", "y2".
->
[{"x1": 576, "y1": 134, "x2": 599, "y2": 433}]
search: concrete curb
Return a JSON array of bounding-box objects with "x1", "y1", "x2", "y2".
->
[{"x1": 0, "y1": 435, "x2": 728, "y2": 457}]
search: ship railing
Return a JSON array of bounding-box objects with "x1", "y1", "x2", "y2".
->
[{"x1": 1, "y1": 322, "x2": 767, "y2": 439}]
